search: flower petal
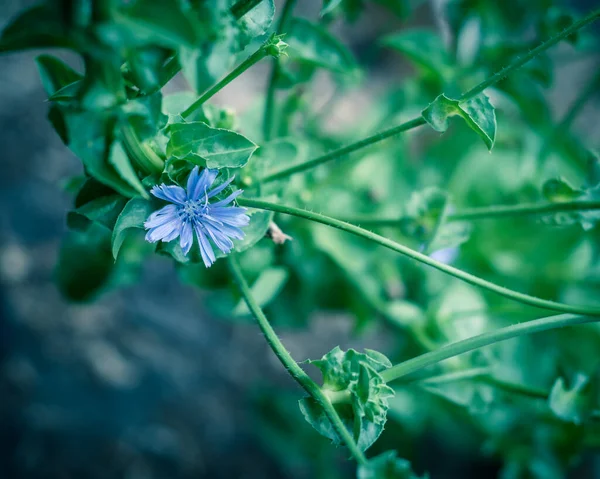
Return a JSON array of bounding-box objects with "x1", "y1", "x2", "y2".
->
[
  {"x1": 206, "y1": 175, "x2": 235, "y2": 199},
  {"x1": 209, "y1": 206, "x2": 250, "y2": 227},
  {"x1": 188, "y1": 168, "x2": 218, "y2": 201},
  {"x1": 144, "y1": 204, "x2": 179, "y2": 229},
  {"x1": 194, "y1": 223, "x2": 216, "y2": 267},
  {"x1": 210, "y1": 189, "x2": 243, "y2": 207},
  {"x1": 204, "y1": 222, "x2": 234, "y2": 254},
  {"x1": 151, "y1": 184, "x2": 187, "y2": 205},
  {"x1": 203, "y1": 216, "x2": 245, "y2": 241},
  {"x1": 179, "y1": 220, "x2": 193, "y2": 255},
  {"x1": 145, "y1": 216, "x2": 183, "y2": 243}
]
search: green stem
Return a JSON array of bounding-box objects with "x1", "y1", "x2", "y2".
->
[
  {"x1": 480, "y1": 376, "x2": 549, "y2": 399},
  {"x1": 182, "y1": 46, "x2": 269, "y2": 119},
  {"x1": 237, "y1": 198, "x2": 600, "y2": 317},
  {"x1": 120, "y1": 122, "x2": 164, "y2": 175},
  {"x1": 381, "y1": 314, "x2": 597, "y2": 383},
  {"x1": 340, "y1": 200, "x2": 600, "y2": 226},
  {"x1": 258, "y1": 8, "x2": 600, "y2": 183},
  {"x1": 227, "y1": 256, "x2": 367, "y2": 465},
  {"x1": 261, "y1": 117, "x2": 426, "y2": 183},
  {"x1": 458, "y1": 8, "x2": 600, "y2": 101},
  {"x1": 263, "y1": 0, "x2": 297, "y2": 141}
]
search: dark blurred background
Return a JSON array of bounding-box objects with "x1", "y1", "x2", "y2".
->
[{"x1": 1, "y1": 0, "x2": 599, "y2": 478}]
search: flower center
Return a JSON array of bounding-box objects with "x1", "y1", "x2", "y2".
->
[{"x1": 179, "y1": 199, "x2": 209, "y2": 222}]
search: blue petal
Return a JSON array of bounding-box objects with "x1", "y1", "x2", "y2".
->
[
  {"x1": 210, "y1": 206, "x2": 250, "y2": 227},
  {"x1": 204, "y1": 222, "x2": 234, "y2": 254},
  {"x1": 206, "y1": 175, "x2": 235, "y2": 199},
  {"x1": 193, "y1": 223, "x2": 216, "y2": 267},
  {"x1": 144, "y1": 204, "x2": 179, "y2": 229},
  {"x1": 203, "y1": 216, "x2": 245, "y2": 241},
  {"x1": 151, "y1": 184, "x2": 187, "y2": 205},
  {"x1": 188, "y1": 168, "x2": 218, "y2": 201},
  {"x1": 145, "y1": 216, "x2": 182, "y2": 243},
  {"x1": 210, "y1": 189, "x2": 243, "y2": 207},
  {"x1": 179, "y1": 220, "x2": 193, "y2": 255}
]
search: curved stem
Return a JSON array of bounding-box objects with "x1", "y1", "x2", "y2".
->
[
  {"x1": 120, "y1": 122, "x2": 164, "y2": 175},
  {"x1": 340, "y1": 200, "x2": 600, "y2": 226},
  {"x1": 260, "y1": 117, "x2": 426, "y2": 183},
  {"x1": 263, "y1": 0, "x2": 297, "y2": 141},
  {"x1": 381, "y1": 314, "x2": 597, "y2": 383},
  {"x1": 227, "y1": 256, "x2": 367, "y2": 465},
  {"x1": 459, "y1": 8, "x2": 600, "y2": 101},
  {"x1": 182, "y1": 46, "x2": 269, "y2": 119},
  {"x1": 237, "y1": 198, "x2": 600, "y2": 317},
  {"x1": 258, "y1": 8, "x2": 600, "y2": 183}
]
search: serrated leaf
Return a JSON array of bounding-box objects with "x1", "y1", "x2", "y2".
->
[
  {"x1": 300, "y1": 347, "x2": 394, "y2": 451},
  {"x1": 357, "y1": 451, "x2": 427, "y2": 479},
  {"x1": 233, "y1": 267, "x2": 289, "y2": 316},
  {"x1": 167, "y1": 122, "x2": 258, "y2": 169},
  {"x1": 112, "y1": 198, "x2": 154, "y2": 259},
  {"x1": 422, "y1": 93, "x2": 496, "y2": 150}
]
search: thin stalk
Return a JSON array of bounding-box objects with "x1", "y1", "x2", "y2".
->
[
  {"x1": 380, "y1": 314, "x2": 597, "y2": 383},
  {"x1": 458, "y1": 8, "x2": 600, "y2": 101},
  {"x1": 260, "y1": 117, "x2": 426, "y2": 183},
  {"x1": 339, "y1": 200, "x2": 600, "y2": 226},
  {"x1": 481, "y1": 376, "x2": 549, "y2": 399},
  {"x1": 263, "y1": 0, "x2": 297, "y2": 141},
  {"x1": 258, "y1": 8, "x2": 600, "y2": 183},
  {"x1": 227, "y1": 256, "x2": 367, "y2": 465},
  {"x1": 182, "y1": 46, "x2": 269, "y2": 119},
  {"x1": 237, "y1": 198, "x2": 600, "y2": 317}
]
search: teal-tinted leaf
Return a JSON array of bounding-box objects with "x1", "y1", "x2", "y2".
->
[
  {"x1": 287, "y1": 17, "x2": 358, "y2": 74},
  {"x1": 237, "y1": 0, "x2": 275, "y2": 46},
  {"x1": 78, "y1": 59, "x2": 125, "y2": 111},
  {"x1": 112, "y1": 0, "x2": 201, "y2": 49},
  {"x1": 167, "y1": 122, "x2": 258, "y2": 169},
  {"x1": 381, "y1": 29, "x2": 451, "y2": 78},
  {"x1": 126, "y1": 46, "x2": 172, "y2": 94},
  {"x1": 121, "y1": 93, "x2": 168, "y2": 141},
  {"x1": 112, "y1": 198, "x2": 154, "y2": 259},
  {"x1": 549, "y1": 374, "x2": 594, "y2": 424},
  {"x1": 67, "y1": 194, "x2": 128, "y2": 232},
  {"x1": 233, "y1": 267, "x2": 289, "y2": 315},
  {"x1": 63, "y1": 112, "x2": 140, "y2": 198},
  {"x1": 108, "y1": 140, "x2": 149, "y2": 198},
  {"x1": 300, "y1": 347, "x2": 395, "y2": 451},
  {"x1": 215, "y1": 206, "x2": 273, "y2": 258},
  {"x1": 422, "y1": 93, "x2": 496, "y2": 150},
  {"x1": 542, "y1": 177, "x2": 584, "y2": 202},
  {"x1": 35, "y1": 55, "x2": 82, "y2": 97},
  {"x1": 321, "y1": 0, "x2": 344, "y2": 16},
  {"x1": 56, "y1": 224, "x2": 115, "y2": 302},
  {"x1": 357, "y1": 451, "x2": 426, "y2": 479},
  {"x1": 0, "y1": 3, "x2": 72, "y2": 52},
  {"x1": 48, "y1": 80, "x2": 82, "y2": 102},
  {"x1": 162, "y1": 91, "x2": 197, "y2": 117}
]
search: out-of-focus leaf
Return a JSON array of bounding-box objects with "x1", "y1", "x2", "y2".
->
[
  {"x1": 233, "y1": 267, "x2": 289, "y2": 315},
  {"x1": 67, "y1": 194, "x2": 128, "y2": 232},
  {"x1": 357, "y1": 450, "x2": 426, "y2": 479},
  {"x1": 549, "y1": 374, "x2": 594, "y2": 425},
  {"x1": 35, "y1": 55, "x2": 82, "y2": 96},
  {"x1": 422, "y1": 93, "x2": 496, "y2": 150},
  {"x1": 542, "y1": 177, "x2": 584, "y2": 202}
]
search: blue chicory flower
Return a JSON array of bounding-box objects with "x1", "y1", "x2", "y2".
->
[{"x1": 144, "y1": 167, "x2": 250, "y2": 267}]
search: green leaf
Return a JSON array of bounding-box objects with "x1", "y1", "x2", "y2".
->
[
  {"x1": 542, "y1": 177, "x2": 584, "y2": 202},
  {"x1": 62, "y1": 112, "x2": 140, "y2": 198},
  {"x1": 233, "y1": 267, "x2": 289, "y2": 315},
  {"x1": 237, "y1": 0, "x2": 275, "y2": 46},
  {"x1": 55, "y1": 224, "x2": 115, "y2": 302},
  {"x1": 286, "y1": 17, "x2": 358, "y2": 74},
  {"x1": 67, "y1": 194, "x2": 128, "y2": 232},
  {"x1": 422, "y1": 93, "x2": 497, "y2": 150},
  {"x1": 112, "y1": 198, "x2": 154, "y2": 259},
  {"x1": 167, "y1": 121, "x2": 258, "y2": 169},
  {"x1": 108, "y1": 140, "x2": 149, "y2": 198},
  {"x1": 549, "y1": 374, "x2": 594, "y2": 425},
  {"x1": 0, "y1": 3, "x2": 72, "y2": 52},
  {"x1": 35, "y1": 55, "x2": 82, "y2": 97},
  {"x1": 125, "y1": 46, "x2": 172, "y2": 94},
  {"x1": 357, "y1": 451, "x2": 426, "y2": 479},
  {"x1": 299, "y1": 347, "x2": 395, "y2": 451},
  {"x1": 381, "y1": 29, "x2": 451, "y2": 78},
  {"x1": 111, "y1": 0, "x2": 201, "y2": 49},
  {"x1": 121, "y1": 93, "x2": 168, "y2": 141}
]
